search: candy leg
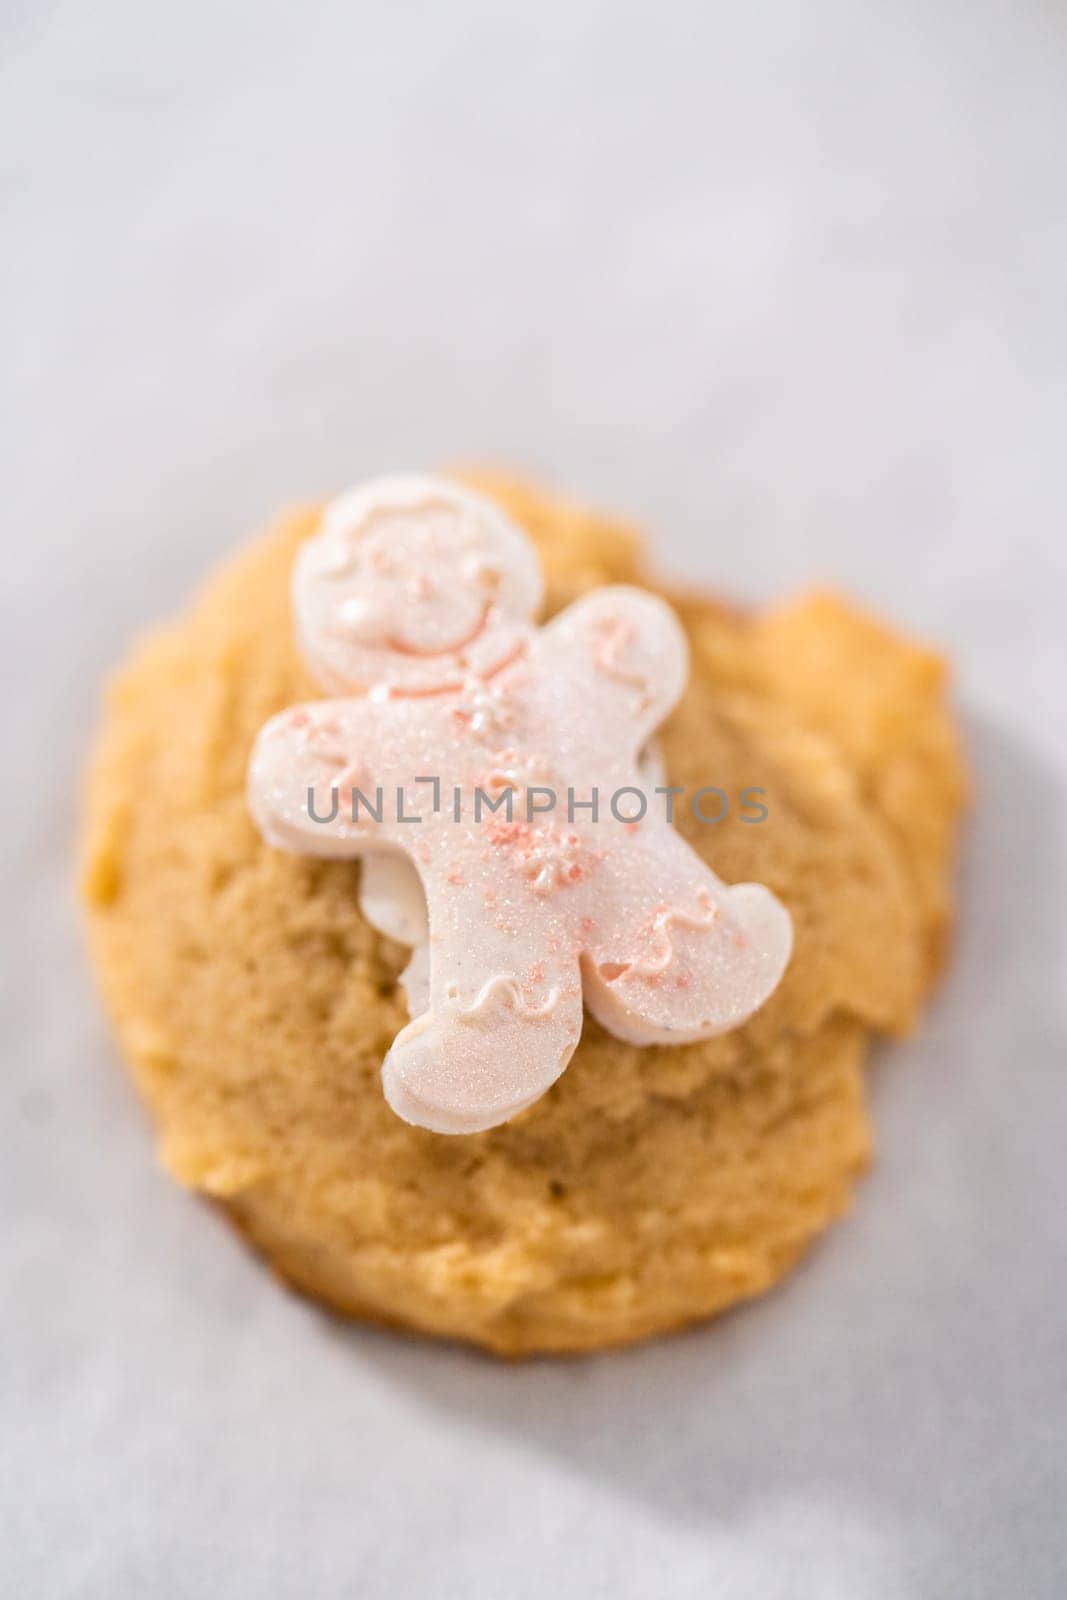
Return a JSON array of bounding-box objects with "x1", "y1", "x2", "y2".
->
[
  {"x1": 381, "y1": 877, "x2": 583, "y2": 1134},
  {"x1": 581, "y1": 825, "x2": 793, "y2": 1043}
]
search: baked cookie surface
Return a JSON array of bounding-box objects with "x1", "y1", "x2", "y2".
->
[{"x1": 81, "y1": 476, "x2": 965, "y2": 1354}]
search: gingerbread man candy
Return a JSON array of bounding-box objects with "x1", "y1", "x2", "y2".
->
[{"x1": 248, "y1": 476, "x2": 792, "y2": 1133}]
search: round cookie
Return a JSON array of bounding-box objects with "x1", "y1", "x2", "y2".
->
[{"x1": 81, "y1": 476, "x2": 965, "y2": 1354}]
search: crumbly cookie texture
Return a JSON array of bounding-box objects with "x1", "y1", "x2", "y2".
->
[{"x1": 81, "y1": 475, "x2": 966, "y2": 1354}]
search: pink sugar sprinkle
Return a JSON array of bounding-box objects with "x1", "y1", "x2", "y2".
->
[{"x1": 485, "y1": 818, "x2": 534, "y2": 851}]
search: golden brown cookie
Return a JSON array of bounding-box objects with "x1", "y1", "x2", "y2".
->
[{"x1": 80, "y1": 475, "x2": 965, "y2": 1354}]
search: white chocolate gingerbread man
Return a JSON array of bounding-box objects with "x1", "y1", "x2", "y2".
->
[{"x1": 248, "y1": 476, "x2": 792, "y2": 1134}]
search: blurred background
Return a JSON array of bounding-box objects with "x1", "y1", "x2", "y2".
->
[{"x1": 3, "y1": 2, "x2": 1065, "y2": 1597}]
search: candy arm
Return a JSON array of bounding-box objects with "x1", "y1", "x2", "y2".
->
[
  {"x1": 247, "y1": 694, "x2": 399, "y2": 857},
  {"x1": 580, "y1": 822, "x2": 793, "y2": 1044},
  {"x1": 381, "y1": 872, "x2": 584, "y2": 1135},
  {"x1": 536, "y1": 587, "x2": 690, "y2": 755}
]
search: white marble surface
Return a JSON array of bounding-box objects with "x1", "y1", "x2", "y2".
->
[{"x1": 3, "y1": 1, "x2": 1066, "y2": 1595}]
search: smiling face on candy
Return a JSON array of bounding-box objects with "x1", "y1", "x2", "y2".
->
[
  {"x1": 292, "y1": 477, "x2": 544, "y2": 696},
  {"x1": 248, "y1": 475, "x2": 793, "y2": 1135}
]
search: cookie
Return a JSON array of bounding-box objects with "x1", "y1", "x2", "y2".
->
[{"x1": 81, "y1": 475, "x2": 965, "y2": 1354}]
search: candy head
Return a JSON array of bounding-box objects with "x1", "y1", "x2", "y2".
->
[{"x1": 293, "y1": 475, "x2": 543, "y2": 694}]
